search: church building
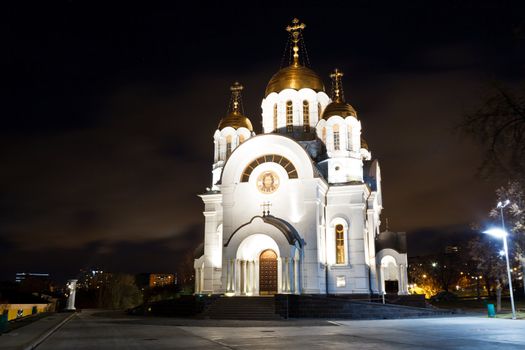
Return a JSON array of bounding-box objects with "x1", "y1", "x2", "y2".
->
[{"x1": 194, "y1": 19, "x2": 409, "y2": 297}]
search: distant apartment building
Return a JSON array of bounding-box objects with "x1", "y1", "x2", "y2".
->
[
  {"x1": 77, "y1": 269, "x2": 112, "y2": 290},
  {"x1": 135, "y1": 273, "x2": 177, "y2": 289}
]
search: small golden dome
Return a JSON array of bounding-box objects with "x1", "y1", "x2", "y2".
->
[
  {"x1": 265, "y1": 64, "x2": 325, "y2": 97},
  {"x1": 218, "y1": 111, "x2": 253, "y2": 131},
  {"x1": 322, "y1": 68, "x2": 357, "y2": 120},
  {"x1": 322, "y1": 101, "x2": 357, "y2": 119},
  {"x1": 218, "y1": 82, "x2": 254, "y2": 131}
]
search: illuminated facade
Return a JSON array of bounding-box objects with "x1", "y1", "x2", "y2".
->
[{"x1": 194, "y1": 19, "x2": 408, "y2": 296}]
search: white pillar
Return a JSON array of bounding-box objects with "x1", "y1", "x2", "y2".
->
[
  {"x1": 242, "y1": 260, "x2": 247, "y2": 295},
  {"x1": 66, "y1": 279, "x2": 78, "y2": 311},
  {"x1": 288, "y1": 258, "x2": 295, "y2": 293},
  {"x1": 255, "y1": 260, "x2": 260, "y2": 295},
  {"x1": 252, "y1": 261, "x2": 257, "y2": 293},
  {"x1": 235, "y1": 259, "x2": 240, "y2": 295},
  {"x1": 225, "y1": 259, "x2": 232, "y2": 293},
  {"x1": 398, "y1": 264, "x2": 408, "y2": 295},
  {"x1": 294, "y1": 258, "x2": 300, "y2": 294},
  {"x1": 246, "y1": 261, "x2": 251, "y2": 295},
  {"x1": 283, "y1": 258, "x2": 290, "y2": 293},
  {"x1": 277, "y1": 258, "x2": 282, "y2": 294},
  {"x1": 379, "y1": 265, "x2": 385, "y2": 294}
]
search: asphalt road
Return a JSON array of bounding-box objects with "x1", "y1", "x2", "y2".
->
[{"x1": 38, "y1": 310, "x2": 525, "y2": 349}]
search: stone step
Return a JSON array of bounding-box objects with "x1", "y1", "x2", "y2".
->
[{"x1": 201, "y1": 296, "x2": 281, "y2": 320}]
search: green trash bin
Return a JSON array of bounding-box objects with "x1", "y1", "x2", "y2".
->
[
  {"x1": 0, "y1": 310, "x2": 8, "y2": 333},
  {"x1": 487, "y1": 303, "x2": 496, "y2": 318}
]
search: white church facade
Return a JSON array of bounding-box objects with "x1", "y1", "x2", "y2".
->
[{"x1": 194, "y1": 19, "x2": 409, "y2": 297}]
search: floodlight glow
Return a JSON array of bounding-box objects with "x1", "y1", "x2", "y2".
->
[
  {"x1": 496, "y1": 199, "x2": 510, "y2": 209},
  {"x1": 483, "y1": 228, "x2": 508, "y2": 238},
  {"x1": 499, "y1": 250, "x2": 505, "y2": 256}
]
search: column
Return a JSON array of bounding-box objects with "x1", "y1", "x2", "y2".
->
[
  {"x1": 294, "y1": 258, "x2": 300, "y2": 294},
  {"x1": 289, "y1": 258, "x2": 295, "y2": 294},
  {"x1": 399, "y1": 264, "x2": 408, "y2": 295},
  {"x1": 378, "y1": 265, "x2": 385, "y2": 294},
  {"x1": 246, "y1": 261, "x2": 252, "y2": 295},
  {"x1": 235, "y1": 259, "x2": 240, "y2": 295},
  {"x1": 242, "y1": 260, "x2": 247, "y2": 295},
  {"x1": 225, "y1": 259, "x2": 232, "y2": 293},
  {"x1": 228, "y1": 259, "x2": 235, "y2": 293},
  {"x1": 255, "y1": 260, "x2": 260, "y2": 295},
  {"x1": 283, "y1": 258, "x2": 289, "y2": 293},
  {"x1": 251, "y1": 261, "x2": 256, "y2": 293},
  {"x1": 225, "y1": 259, "x2": 230, "y2": 292}
]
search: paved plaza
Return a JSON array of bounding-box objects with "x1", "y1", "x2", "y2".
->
[{"x1": 1, "y1": 310, "x2": 524, "y2": 349}]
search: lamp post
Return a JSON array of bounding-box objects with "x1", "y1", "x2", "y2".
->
[{"x1": 484, "y1": 199, "x2": 516, "y2": 320}]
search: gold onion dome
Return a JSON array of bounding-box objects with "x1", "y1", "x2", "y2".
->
[
  {"x1": 264, "y1": 18, "x2": 325, "y2": 97},
  {"x1": 265, "y1": 65, "x2": 325, "y2": 97},
  {"x1": 218, "y1": 82, "x2": 253, "y2": 131},
  {"x1": 322, "y1": 68, "x2": 357, "y2": 119}
]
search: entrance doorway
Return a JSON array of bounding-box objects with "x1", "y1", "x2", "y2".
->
[
  {"x1": 259, "y1": 249, "x2": 278, "y2": 295},
  {"x1": 384, "y1": 280, "x2": 399, "y2": 294}
]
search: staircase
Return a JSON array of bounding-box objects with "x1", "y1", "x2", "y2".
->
[
  {"x1": 200, "y1": 296, "x2": 282, "y2": 320},
  {"x1": 274, "y1": 294, "x2": 457, "y2": 319}
]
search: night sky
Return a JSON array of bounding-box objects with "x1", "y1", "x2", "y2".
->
[{"x1": 3, "y1": 2, "x2": 525, "y2": 282}]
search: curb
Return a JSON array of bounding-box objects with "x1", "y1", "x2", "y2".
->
[{"x1": 23, "y1": 312, "x2": 76, "y2": 350}]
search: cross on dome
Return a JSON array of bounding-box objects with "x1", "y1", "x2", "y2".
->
[
  {"x1": 286, "y1": 18, "x2": 306, "y2": 67},
  {"x1": 229, "y1": 82, "x2": 244, "y2": 115},
  {"x1": 330, "y1": 68, "x2": 345, "y2": 103}
]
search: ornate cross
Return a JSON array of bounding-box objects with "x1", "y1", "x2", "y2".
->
[
  {"x1": 286, "y1": 18, "x2": 306, "y2": 65},
  {"x1": 230, "y1": 82, "x2": 243, "y2": 113},
  {"x1": 330, "y1": 68, "x2": 344, "y2": 103}
]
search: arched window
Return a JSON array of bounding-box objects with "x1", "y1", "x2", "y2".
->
[
  {"x1": 318, "y1": 102, "x2": 322, "y2": 119},
  {"x1": 333, "y1": 124, "x2": 340, "y2": 150},
  {"x1": 286, "y1": 100, "x2": 293, "y2": 133},
  {"x1": 273, "y1": 103, "x2": 278, "y2": 131},
  {"x1": 226, "y1": 135, "x2": 232, "y2": 158},
  {"x1": 335, "y1": 224, "x2": 345, "y2": 264},
  {"x1": 303, "y1": 100, "x2": 310, "y2": 132},
  {"x1": 239, "y1": 134, "x2": 245, "y2": 144},
  {"x1": 241, "y1": 154, "x2": 298, "y2": 182},
  {"x1": 322, "y1": 127, "x2": 327, "y2": 143}
]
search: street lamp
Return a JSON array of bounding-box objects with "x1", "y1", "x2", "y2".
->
[{"x1": 484, "y1": 199, "x2": 516, "y2": 320}]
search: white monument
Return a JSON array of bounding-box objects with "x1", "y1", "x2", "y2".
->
[
  {"x1": 194, "y1": 18, "x2": 409, "y2": 297},
  {"x1": 65, "y1": 279, "x2": 78, "y2": 310}
]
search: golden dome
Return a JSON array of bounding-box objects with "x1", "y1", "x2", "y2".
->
[
  {"x1": 322, "y1": 101, "x2": 357, "y2": 119},
  {"x1": 265, "y1": 64, "x2": 325, "y2": 97},
  {"x1": 218, "y1": 111, "x2": 253, "y2": 131}
]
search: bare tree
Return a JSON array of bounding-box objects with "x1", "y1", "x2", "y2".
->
[{"x1": 459, "y1": 85, "x2": 525, "y2": 180}]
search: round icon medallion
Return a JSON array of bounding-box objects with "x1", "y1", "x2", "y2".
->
[{"x1": 256, "y1": 171, "x2": 280, "y2": 194}]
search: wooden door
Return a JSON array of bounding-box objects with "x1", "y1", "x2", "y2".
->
[{"x1": 259, "y1": 249, "x2": 278, "y2": 295}]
